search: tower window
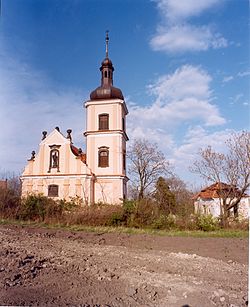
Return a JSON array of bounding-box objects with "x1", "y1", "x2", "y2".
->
[
  {"x1": 98, "y1": 148, "x2": 109, "y2": 167},
  {"x1": 123, "y1": 151, "x2": 126, "y2": 170},
  {"x1": 99, "y1": 114, "x2": 109, "y2": 130},
  {"x1": 104, "y1": 71, "x2": 107, "y2": 78},
  {"x1": 48, "y1": 184, "x2": 59, "y2": 197},
  {"x1": 122, "y1": 118, "x2": 125, "y2": 131}
]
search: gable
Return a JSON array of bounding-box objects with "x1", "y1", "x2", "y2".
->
[
  {"x1": 40, "y1": 128, "x2": 70, "y2": 146},
  {"x1": 22, "y1": 128, "x2": 87, "y2": 176}
]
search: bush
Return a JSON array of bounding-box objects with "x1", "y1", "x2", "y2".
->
[
  {"x1": 0, "y1": 187, "x2": 21, "y2": 219},
  {"x1": 63, "y1": 204, "x2": 124, "y2": 227},
  {"x1": 106, "y1": 211, "x2": 124, "y2": 226},
  {"x1": 152, "y1": 214, "x2": 177, "y2": 230},
  {"x1": 131, "y1": 199, "x2": 159, "y2": 228},
  {"x1": 19, "y1": 194, "x2": 53, "y2": 221},
  {"x1": 18, "y1": 194, "x2": 77, "y2": 222},
  {"x1": 195, "y1": 214, "x2": 219, "y2": 231},
  {"x1": 226, "y1": 217, "x2": 249, "y2": 230}
]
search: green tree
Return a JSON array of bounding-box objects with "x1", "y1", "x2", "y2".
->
[{"x1": 154, "y1": 177, "x2": 176, "y2": 214}]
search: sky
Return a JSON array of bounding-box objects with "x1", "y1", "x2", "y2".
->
[{"x1": 0, "y1": 0, "x2": 249, "y2": 187}]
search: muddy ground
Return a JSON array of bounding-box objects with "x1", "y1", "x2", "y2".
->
[{"x1": 0, "y1": 225, "x2": 248, "y2": 307}]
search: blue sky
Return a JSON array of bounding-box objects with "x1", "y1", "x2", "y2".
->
[{"x1": 0, "y1": 0, "x2": 249, "y2": 187}]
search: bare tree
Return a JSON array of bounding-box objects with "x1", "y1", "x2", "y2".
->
[
  {"x1": 190, "y1": 131, "x2": 250, "y2": 220},
  {"x1": 127, "y1": 139, "x2": 171, "y2": 200}
]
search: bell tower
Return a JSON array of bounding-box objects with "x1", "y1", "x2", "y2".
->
[{"x1": 84, "y1": 32, "x2": 129, "y2": 204}]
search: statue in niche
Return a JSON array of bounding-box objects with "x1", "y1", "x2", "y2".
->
[
  {"x1": 48, "y1": 149, "x2": 60, "y2": 172},
  {"x1": 52, "y1": 151, "x2": 58, "y2": 168}
]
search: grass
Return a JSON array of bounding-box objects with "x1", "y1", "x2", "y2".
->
[{"x1": 0, "y1": 218, "x2": 248, "y2": 238}]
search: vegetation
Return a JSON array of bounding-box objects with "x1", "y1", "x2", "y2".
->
[
  {"x1": 0, "y1": 183, "x2": 248, "y2": 234},
  {"x1": 127, "y1": 138, "x2": 171, "y2": 200},
  {"x1": 190, "y1": 131, "x2": 250, "y2": 224}
]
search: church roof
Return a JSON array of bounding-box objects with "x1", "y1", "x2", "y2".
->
[
  {"x1": 90, "y1": 31, "x2": 124, "y2": 101},
  {"x1": 70, "y1": 144, "x2": 86, "y2": 163},
  {"x1": 90, "y1": 84, "x2": 124, "y2": 100}
]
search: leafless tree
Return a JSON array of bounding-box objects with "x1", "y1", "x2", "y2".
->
[
  {"x1": 127, "y1": 139, "x2": 171, "y2": 200},
  {"x1": 190, "y1": 131, "x2": 250, "y2": 220}
]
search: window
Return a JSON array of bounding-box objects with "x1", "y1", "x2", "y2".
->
[
  {"x1": 98, "y1": 148, "x2": 109, "y2": 167},
  {"x1": 104, "y1": 71, "x2": 107, "y2": 78},
  {"x1": 48, "y1": 185, "x2": 59, "y2": 197},
  {"x1": 99, "y1": 114, "x2": 109, "y2": 130},
  {"x1": 123, "y1": 151, "x2": 126, "y2": 170},
  {"x1": 122, "y1": 118, "x2": 125, "y2": 131}
]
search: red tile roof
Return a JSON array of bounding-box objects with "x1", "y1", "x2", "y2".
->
[
  {"x1": 70, "y1": 145, "x2": 86, "y2": 163},
  {"x1": 193, "y1": 182, "x2": 247, "y2": 200}
]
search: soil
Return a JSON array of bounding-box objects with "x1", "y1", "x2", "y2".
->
[{"x1": 0, "y1": 224, "x2": 248, "y2": 307}]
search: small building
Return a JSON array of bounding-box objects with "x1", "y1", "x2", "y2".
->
[
  {"x1": 193, "y1": 182, "x2": 249, "y2": 218},
  {"x1": 21, "y1": 33, "x2": 129, "y2": 205}
]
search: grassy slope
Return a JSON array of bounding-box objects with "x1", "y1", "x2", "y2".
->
[{"x1": 0, "y1": 218, "x2": 248, "y2": 238}]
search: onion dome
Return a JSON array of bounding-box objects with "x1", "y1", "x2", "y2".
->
[{"x1": 90, "y1": 31, "x2": 124, "y2": 101}]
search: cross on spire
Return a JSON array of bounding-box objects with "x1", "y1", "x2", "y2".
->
[{"x1": 105, "y1": 30, "x2": 109, "y2": 58}]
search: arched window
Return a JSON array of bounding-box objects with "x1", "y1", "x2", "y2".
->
[
  {"x1": 104, "y1": 71, "x2": 107, "y2": 78},
  {"x1": 99, "y1": 113, "x2": 109, "y2": 130},
  {"x1": 48, "y1": 184, "x2": 59, "y2": 197},
  {"x1": 98, "y1": 147, "x2": 109, "y2": 167}
]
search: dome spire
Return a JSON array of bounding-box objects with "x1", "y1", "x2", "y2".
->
[
  {"x1": 89, "y1": 31, "x2": 124, "y2": 101},
  {"x1": 105, "y1": 30, "x2": 109, "y2": 58}
]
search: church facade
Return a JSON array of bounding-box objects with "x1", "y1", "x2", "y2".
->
[{"x1": 21, "y1": 34, "x2": 129, "y2": 205}]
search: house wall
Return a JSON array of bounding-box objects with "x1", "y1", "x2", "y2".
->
[
  {"x1": 194, "y1": 197, "x2": 249, "y2": 218},
  {"x1": 94, "y1": 176, "x2": 127, "y2": 204},
  {"x1": 194, "y1": 198, "x2": 221, "y2": 216}
]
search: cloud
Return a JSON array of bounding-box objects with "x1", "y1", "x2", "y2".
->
[
  {"x1": 222, "y1": 75, "x2": 234, "y2": 83},
  {"x1": 156, "y1": 0, "x2": 221, "y2": 22},
  {"x1": 151, "y1": 0, "x2": 227, "y2": 53},
  {"x1": 127, "y1": 65, "x2": 227, "y2": 183},
  {"x1": 148, "y1": 65, "x2": 212, "y2": 101},
  {"x1": 237, "y1": 71, "x2": 250, "y2": 77},
  {"x1": 151, "y1": 24, "x2": 227, "y2": 53},
  {"x1": 171, "y1": 126, "x2": 234, "y2": 182},
  {"x1": 128, "y1": 65, "x2": 225, "y2": 133},
  {"x1": 0, "y1": 53, "x2": 87, "y2": 174}
]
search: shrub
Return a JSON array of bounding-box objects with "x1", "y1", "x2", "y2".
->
[
  {"x1": 18, "y1": 194, "x2": 76, "y2": 222},
  {"x1": 19, "y1": 194, "x2": 51, "y2": 221},
  {"x1": 226, "y1": 217, "x2": 249, "y2": 230},
  {"x1": 62, "y1": 204, "x2": 124, "y2": 227},
  {"x1": 152, "y1": 214, "x2": 166, "y2": 229},
  {"x1": 106, "y1": 211, "x2": 124, "y2": 226},
  {"x1": 0, "y1": 187, "x2": 21, "y2": 219},
  {"x1": 152, "y1": 214, "x2": 177, "y2": 230},
  {"x1": 195, "y1": 214, "x2": 219, "y2": 231},
  {"x1": 131, "y1": 199, "x2": 159, "y2": 228}
]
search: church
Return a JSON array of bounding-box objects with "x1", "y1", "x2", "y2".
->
[{"x1": 21, "y1": 33, "x2": 129, "y2": 205}]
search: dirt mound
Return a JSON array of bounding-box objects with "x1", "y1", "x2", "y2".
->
[{"x1": 0, "y1": 225, "x2": 248, "y2": 307}]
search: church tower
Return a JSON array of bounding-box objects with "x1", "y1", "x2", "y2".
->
[{"x1": 84, "y1": 32, "x2": 129, "y2": 204}]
